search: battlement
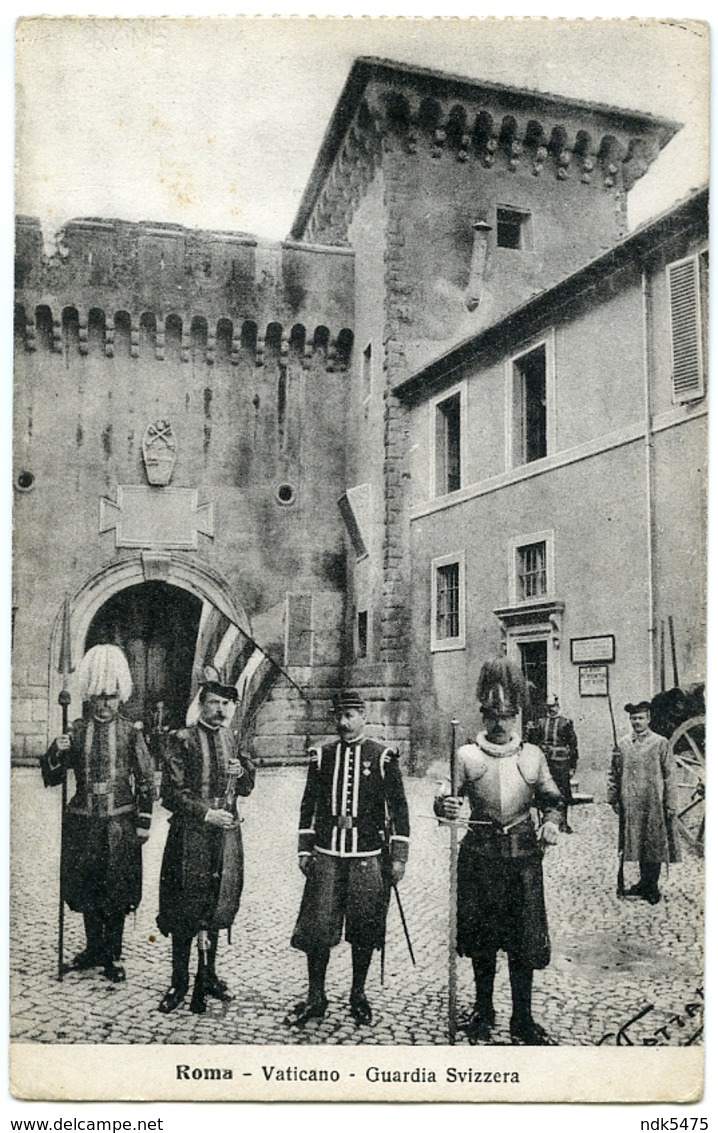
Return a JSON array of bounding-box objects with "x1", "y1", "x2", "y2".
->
[{"x1": 15, "y1": 215, "x2": 354, "y2": 359}]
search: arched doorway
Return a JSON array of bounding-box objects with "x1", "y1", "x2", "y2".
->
[{"x1": 85, "y1": 581, "x2": 203, "y2": 733}]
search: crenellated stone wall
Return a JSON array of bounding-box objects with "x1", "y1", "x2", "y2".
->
[{"x1": 12, "y1": 215, "x2": 355, "y2": 765}]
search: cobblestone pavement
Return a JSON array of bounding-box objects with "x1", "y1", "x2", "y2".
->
[{"x1": 10, "y1": 766, "x2": 704, "y2": 1047}]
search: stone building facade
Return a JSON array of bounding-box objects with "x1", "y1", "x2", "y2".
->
[{"x1": 12, "y1": 57, "x2": 706, "y2": 773}]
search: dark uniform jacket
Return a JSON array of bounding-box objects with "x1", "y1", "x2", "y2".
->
[
  {"x1": 41, "y1": 714, "x2": 154, "y2": 915},
  {"x1": 157, "y1": 721, "x2": 255, "y2": 938},
  {"x1": 297, "y1": 737, "x2": 410, "y2": 862},
  {"x1": 528, "y1": 715, "x2": 579, "y2": 770}
]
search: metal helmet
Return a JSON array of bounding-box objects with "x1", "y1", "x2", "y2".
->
[{"x1": 476, "y1": 658, "x2": 528, "y2": 718}]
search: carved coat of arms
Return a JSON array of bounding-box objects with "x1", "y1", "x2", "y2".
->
[{"x1": 142, "y1": 420, "x2": 177, "y2": 486}]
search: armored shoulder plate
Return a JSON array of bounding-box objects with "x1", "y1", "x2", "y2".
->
[
  {"x1": 458, "y1": 743, "x2": 489, "y2": 782},
  {"x1": 517, "y1": 742, "x2": 543, "y2": 785}
]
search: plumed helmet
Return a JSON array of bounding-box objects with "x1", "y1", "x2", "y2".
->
[
  {"x1": 78, "y1": 644, "x2": 133, "y2": 704},
  {"x1": 476, "y1": 657, "x2": 528, "y2": 718}
]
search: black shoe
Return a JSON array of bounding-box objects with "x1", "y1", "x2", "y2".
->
[
  {"x1": 564, "y1": 825, "x2": 574, "y2": 834},
  {"x1": 103, "y1": 961, "x2": 126, "y2": 983},
  {"x1": 624, "y1": 883, "x2": 647, "y2": 898},
  {"x1": 646, "y1": 889, "x2": 661, "y2": 905},
  {"x1": 349, "y1": 989, "x2": 373, "y2": 1026},
  {"x1": 72, "y1": 948, "x2": 104, "y2": 971},
  {"x1": 158, "y1": 984, "x2": 188, "y2": 1014},
  {"x1": 459, "y1": 1008, "x2": 495, "y2": 1044},
  {"x1": 205, "y1": 974, "x2": 234, "y2": 1002},
  {"x1": 510, "y1": 1018, "x2": 556, "y2": 1046},
  {"x1": 189, "y1": 990, "x2": 207, "y2": 1015},
  {"x1": 284, "y1": 997, "x2": 328, "y2": 1028}
]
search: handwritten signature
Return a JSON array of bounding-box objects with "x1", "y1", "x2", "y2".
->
[{"x1": 597, "y1": 987, "x2": 703, "y2": 1046}]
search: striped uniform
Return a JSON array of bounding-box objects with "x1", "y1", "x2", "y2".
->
[
  {"x1": 156, "y1": 721, "x2": 255, "y2": 938},
  {"x1": 41, "y1": 715, "x2": 154, "y2": 917},
  {"x1": 528, "y1": 714, "x2": 578, "y2": 819},
  {"x1": 291, "y1": 736, "x2": 410, "y2": 953}
]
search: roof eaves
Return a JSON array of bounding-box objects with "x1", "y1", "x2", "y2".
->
[{"x1": 289, "y1": 55, "x2": 682, "y2": 242}]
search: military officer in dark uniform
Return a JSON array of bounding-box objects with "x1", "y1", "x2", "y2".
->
[
  {"x1": 156, "y1": 678, "x2": 256, "y2": 1013},
  {"x1": 435, "y1": 659, "x2": 563, "y2": 1045},
  {"x1": 527, "y1": 695, "x2": 579, "y2": 832},
  {"x1": 285, "y1": 690, "x2": 410, "y2": 1028},
  {"x1": 41, "y1": 644, "x2": 154, "y2": 983}
]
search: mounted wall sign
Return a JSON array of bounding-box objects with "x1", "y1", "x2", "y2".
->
[
  {"x1": 578, "y1": 664, "x2": 609, "y2": 697},
  {"x1": 142, "y1": 419, "x2": 177, "y2": 486},
  {"x1": 570, "y1": 634, "x2": 615, "y2": 664}
]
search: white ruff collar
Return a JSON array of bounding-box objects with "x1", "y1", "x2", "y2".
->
[{"x1": 476, "y1": 730, "x2": 522, "y2": 757}]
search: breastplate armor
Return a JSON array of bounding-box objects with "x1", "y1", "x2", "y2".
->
[{"x1": 459, "y1": 735, "x2": 541, "y2": 828}]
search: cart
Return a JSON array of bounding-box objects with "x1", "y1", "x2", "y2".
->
[{"x1": 650, "y1": 683, "x2": 705, "y2": 856}]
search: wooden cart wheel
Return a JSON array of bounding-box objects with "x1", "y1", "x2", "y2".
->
[{"x1": 669, "y1": 715, "x2": 705, "y2": 855}]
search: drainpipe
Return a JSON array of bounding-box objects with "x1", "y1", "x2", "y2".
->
[
  {"x1": 466, "y1": 219, "x2": 492, "y2": 312},
  {"x1": 642, "y1": 268, "x2": 656, "y2": 697}
]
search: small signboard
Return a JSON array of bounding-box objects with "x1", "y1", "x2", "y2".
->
[
  {"x1": 570, "y1": 634, "x2": 615, "y2": 664},
  {"x1": 579, "y1": 664, "x2": 609, "y2": 697}
]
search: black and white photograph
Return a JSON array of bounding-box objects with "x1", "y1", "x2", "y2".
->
[{"x1": 9, "y1": 11, "x2": 709, "y2": 1104}]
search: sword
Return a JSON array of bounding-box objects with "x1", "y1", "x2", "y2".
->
[
  {"x1": 380, "y1": 880, "x2": 416, "y2": 986},
  {"x1": 391, "y1": 882, "x2": 416, "y2": 967}
]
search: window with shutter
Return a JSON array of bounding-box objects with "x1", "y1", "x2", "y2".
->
[
  {"x1": 285, "y1": 593, "x2": 313, "y2": 666},
  {"x1": 668, "y1": 255, "x2": 706, "y2": 403}
]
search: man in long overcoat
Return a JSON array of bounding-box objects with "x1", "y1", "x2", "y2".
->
[
  {"x1": 435, "y1": 659, "x2": 563, "y2": 1046},
  {"x1": 41, "y1": 644, "x2": 154, "y2": 983},
  {"x1": 608, "y1": 700, "x2": 680, "y2": 904},
  {"x1": 156, "y1": 679, "x2": 255, "y2": 1013}
]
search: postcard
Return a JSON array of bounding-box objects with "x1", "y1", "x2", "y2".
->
[{"x1": 11, "y1": 14, "x2": 708, "y2": 1102}]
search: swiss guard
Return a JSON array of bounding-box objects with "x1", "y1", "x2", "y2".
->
[
  {"x1": 156, "y1": 674, "x2": 256, "y2": 1014},
  {"x1": 434, "y1": 658, "x2": 564, "y2": 1045},
  {"x1": 41, "y1": 644, "x2": 154, "y2": 983},
  {"x1": 285, "y1": 690, "x2": 410, "y2": 1029}
]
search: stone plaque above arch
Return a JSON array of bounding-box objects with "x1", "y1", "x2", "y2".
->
[{"x1": 99, "y1": 486, "x2": 214, "y2": 549}]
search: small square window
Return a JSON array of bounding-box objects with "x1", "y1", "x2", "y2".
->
[{"x1": 497, "y1": 207, "x2": 532, "y2": 250}]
